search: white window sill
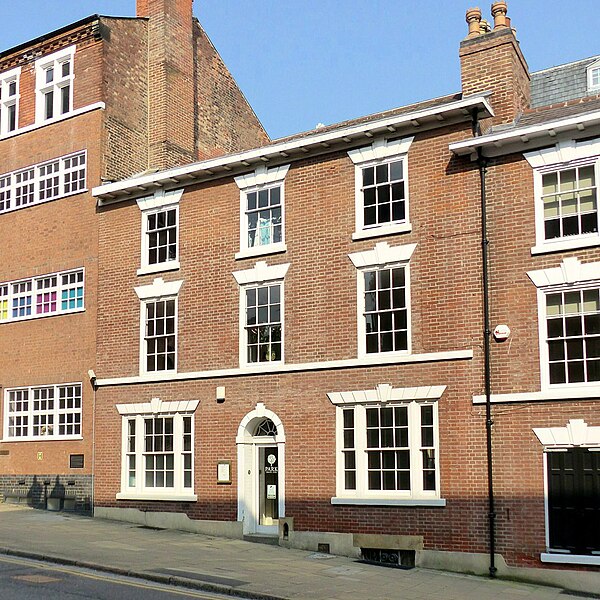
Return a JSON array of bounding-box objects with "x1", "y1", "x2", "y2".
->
[
  {"x1": 531, "y1": 235, "x2": 600, "y2": 255},
  {"x1": 116, "y1": 492, "x2": 197, "y2": 502},
  {"x1": 235, "y1": 242, "x2": 287, "y2": 260},
  {"x1": 136, "y1": 261, "x2": 181, "y2": 276},
  {"x1": 352, "y1": 222, "x2": 412, "y2": 241},
  {"x1": 473, "y1": 384, "x2": 600, "y2": 404},
  {"x1": 0, "y1": 436, "x2": 83, "y2": 443},
  {"x1": 541, "y1": 552, "x2": 600, "y2": 566},
  {"x1": 0, "y1": 102, "x2": 105, "y2": 142},
  {"x1": 331, "y1": 497, "x2": 446, "y2": 507}
]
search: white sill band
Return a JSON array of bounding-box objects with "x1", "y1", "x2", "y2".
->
[
  {"x1": 116, "y1": 492, "x2": 198, "y2": 502},
  {"x1": 531, "y1": 235, "x2": 600, "y2": 255},
  {"x1": 0, "y1": 102, "x2": 105, "y2": 142},
  {"x1": 331, "y1": 497, "x2": 446, "y2": 507},
  {"x1": 96, "y1": 349, "x2": 473, "y2": 387},
  {"x1": 352, "y1": 222, "x2": 412, "y2": 241},
  {"x1": 0, "y1": 436, "x2": 84, "y2": 443},
  {"x1": 473, "y1": 384, "x2": 600, "y2": 404},
  {"x1": 136, "y1": 261, "x2": 181, "y2": 276},
  {"x1": 235, "y1": 242, "x2": 287, "y2": 260},
  {"x1": 540, "y1": 552, "x2": 600, "y2": 566}
]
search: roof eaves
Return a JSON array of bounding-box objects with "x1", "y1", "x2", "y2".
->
[{"x1": 93, "y1": 94, "x2": 494, "y2": 203}]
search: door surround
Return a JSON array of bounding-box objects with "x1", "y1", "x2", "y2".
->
[{"x1": 236, "y1": 402, "x2": 285, "y2": 535}]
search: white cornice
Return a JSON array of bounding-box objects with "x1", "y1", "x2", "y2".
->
[{"x1": 93, "y1": 95, "x2": 494, "y2": 202}]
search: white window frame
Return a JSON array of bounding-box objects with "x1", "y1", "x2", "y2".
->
[
  {"x1": 348, "y1": 136, "x2": 414, "y2": 241},
  {"x1": 526, "y1": 138, "x2": 600, "y2": 255},
  {"x1": 135, "y1": 277, "x2": 183, "y2": 375},
  {"x1": 349, "y1": 242, "x2": 416, "y2": 359},
  {"x1": 116, "y1": 398, "x2": 199, "y2": 501},
  {"x1": 587, "y1": 60, "x2": 600, "y2": 93},
  {"x1": 0, "y1": 150, "x2": 87, "y2": 215},
  {"x1": 328, "y1": 384, "x2": 445, "y2": 506},
  {"x1": 528, "y1": 256, "x2": 600, "y2": 390},
  {"x1": 136, "y1": 189, "x2": 182, "y2": 276},
  {"x1": 2, "y1": 383, "x2": 83, "y2": 442},
  {"x1": 0, "y1": 267, "x2": 85, "y2": 324},
  {"x1": 234, "y1": 164, "x2": 290, "y2": 260},
  {"x1": 233, "y1": 261, "x2": 290, "y2": 367},
  {"x1": 35, "y1": 46, "x2": 75, "y2": 124},
  {"x1": 0, "y1": 67, "x2": 20, "y2": 136}
]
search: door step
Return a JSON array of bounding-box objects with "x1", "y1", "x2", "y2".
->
[{"x1": 243, "y1": 534, "x2": 279, "y2": 546}]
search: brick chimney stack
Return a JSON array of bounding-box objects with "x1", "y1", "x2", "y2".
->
[
  {"x1": 139, "y1": 0, "x2": 197, "y2": 170},
  {"x1": 459, "y1": 2, "x2": 530, "y2": 126}
]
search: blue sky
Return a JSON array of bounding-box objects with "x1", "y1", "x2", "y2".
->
[{"x1": 3, "y1": 1, "x2": 599, "y2": 139}]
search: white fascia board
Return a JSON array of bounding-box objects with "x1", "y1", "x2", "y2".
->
[
  {"x1": 449, "y1": 109, "x2": 600, "y2": 156},
  {"x1": 93, "y1": 95, "x2": 493, "y2": 201},
  {"x1": 473, "y1": 385, "x2": 600, "y2": 404}
]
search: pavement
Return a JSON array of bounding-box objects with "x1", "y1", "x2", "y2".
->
[{"x1": 0, "y1": 504, "x2": 592, "y2": 600}]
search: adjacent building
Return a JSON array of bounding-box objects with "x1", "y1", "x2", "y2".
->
[{"x1": 0, "y1": 0, "x2": 266, "y2": 510}]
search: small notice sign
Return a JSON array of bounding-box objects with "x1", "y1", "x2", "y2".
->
[
  {"x1": 267, "y1": 484, "x2": 277, "y2": 500},
  {"x1": 217, "y1": 460, "x2": 231, "y2": 484}
]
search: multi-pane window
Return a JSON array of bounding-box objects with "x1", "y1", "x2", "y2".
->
[
  {"x1": 363, "y1": 265, "x2": 408, "y2": 354},
  {"x1": 245, "y1": 284, "x2": 282, "y2": 363},
  {"x1": 36, "y1": 48, "x2": 74, "y2": 122},
  {"x1": 144, "y1": 298, "x2": 176, "y2": 372},
  {"x1": 4, "y1": 384, "x2": 82, "y2": 440},
  {"x1": 545, "y1": 288, "x2": 600, "y2": 385},
  {"x1": 337, "y1": 401, "x2": 439, "y2": 500},
  {"x1": 361, "y1": 159, "x2": 406, "y2": 228},
  {"x1": 146, "y1": 208, "x2": 178, "y2": 266},
  {"x1": 245, "y1": 186, "x2": 282, "y2": 249},
  {"x1": 121, "y1": 411, "x2": 194, "y2": 499},
  {"x1": 0, "y1": 69, "x2": 19, "y2": 136},
  {"x1": 0, "y1": 152, "x2": 86, "y2": 215},
  {"x1": 542, "y1": 165, "x2": 597, "y2": 241},
  {"x1": 589, "y1": 66, "x2": 600, "y2": 91},
  {"x1": 0, "y1": 268, "x2": 84, "y2": 324}
]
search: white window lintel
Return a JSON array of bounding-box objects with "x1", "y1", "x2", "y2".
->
[
  {"x1": 234, "y1": 164, "x2": 290, "y2": 190},
  {"x1": 233, "y1": 261, "x2": 290, "y2": 286},
  {"x1": 533, "y1": 419, "x2": 600, "y2": 447},
  {"x1": 328, "y1": 384, "x2": 446, "y2": 405},
  {"x1": 349, "y1": 242, "x2": 416, "y2": 269},
  {"x1": 116, "y1": 398, "x2": 199, "y2": 416},
  {"x1": 527, "y1": 257, "x2": 600, "y2": 288},
  {"x1": 134, "y1": 277, "x2": 183, "y2": 300},
  {"x1": 136, "y1": 188, "x2": 183, "y2": 212},
  {"x1": 348, "y1": 136, "x2": 415, "y2": 165},
  {"x1": 524, "y1": 138, "x2": 600, "y2": 170}
]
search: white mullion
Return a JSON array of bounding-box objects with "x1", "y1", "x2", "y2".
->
[
  {"x1": 59, "y1": 155, "x2": 67, "y2": 197},
  {"x1": 355, "y1": 404, "x2": 367, "y2": 497},
  {"x1": 136, "y1": 415, "x2": 144, "y2": 493},
  {"x1": 57, "y1": 272, "x2": 65, "y2": 315},
  {"x1": 51, "y1": 384, "x2": 60, "y2": 438},
  {"x1": 25, "y1": 387, "x2": 34, "y2": 438},
  {"x1": 173, "y1": 413, "x2": 183, "y2": 493},
  {"x1": 408, "y1": 401, "x2": 420, "y2": 496}
]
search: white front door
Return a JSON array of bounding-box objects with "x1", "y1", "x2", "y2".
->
[{"x1": 256, "y1": 445, "x2": 279, "y2": 534}]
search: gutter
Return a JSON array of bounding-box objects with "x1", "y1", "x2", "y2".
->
[{"x1": 93, "y1": 94, "x2": 494, "y2": 203}]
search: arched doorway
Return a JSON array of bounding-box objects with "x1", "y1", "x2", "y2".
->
[{"x1": 236, "y1": 403, "x2": 285, "y2": 535}]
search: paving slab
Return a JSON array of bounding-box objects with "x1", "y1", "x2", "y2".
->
[{"x1": 0, "y1": 505, "x2": 591, "y2": 600}]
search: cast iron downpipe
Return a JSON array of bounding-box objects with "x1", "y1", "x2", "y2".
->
[{"x1": 472, "y1": 110, "x2": 497, "y2": 578}]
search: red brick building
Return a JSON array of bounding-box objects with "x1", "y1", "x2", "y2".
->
[{"x1": 0, "y1": 0, "x2": 266, "y2": 511}]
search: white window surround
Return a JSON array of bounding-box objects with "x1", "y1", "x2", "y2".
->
[
  {"x1": 525, "y1": 138, "x2": 600, "y2": 255},
  {"x1": 135, "y1": 278, "x2": 183, "y2": 375},
  {"x1": 136, "y1": 189, "x2": 183, "y2": 276},
  {"x1": 233, "y1": 261, "x2": 290, "y2": 367},
  {"x1": 234, "y1": 164, "x2": 290, "y2": 260},
  {"x1": 348, "y1": 136, "x2": 414, "y2": 240},
  {"x1": 0, "y1": 150, "x2": 87, "y2": 215},
  {"x1": 329, "y1": 383, "x2": 445, "y2": 506},
  {"x1": 528, "y1": 257, "x2": 600, "y2": 390},
  {"x1": 35, "y1": 45, "x2": 75, "y2": 124},
  {"x1": 116, "y1": 397, "x2": 199, "y2": 501},
  {"x1": 2, "y1": 382, "x2": 83, "y2": 442},
  {"x1": 349, "y1": 242, "x2": 416, "y2": 358},
  {"x1": 0, "y1": 67, "x2": 21, "y2": 136},
  {"x1": 587, "y1": 60, "x2": 600, "y2": 92},
  {"x1": 534, "y1": 419, "x2": 600, "y2": 566}
]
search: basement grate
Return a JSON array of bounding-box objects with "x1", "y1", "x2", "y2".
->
[{"x1": 360, "y1": 547, "x2": 415, "y2": 569}]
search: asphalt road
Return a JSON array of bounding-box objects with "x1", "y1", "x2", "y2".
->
[{"x1": 0, "y1": 554, "x2": 236, "y2": 600}]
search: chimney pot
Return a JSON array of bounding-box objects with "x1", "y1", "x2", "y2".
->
[
  {"x1": 491, "y1": 1, "x2": 509, "y2": 29},
  {"x1": 479, "y1": 19, "x2": 492, "y2": 34},
  {"x1": 465, "y1": 7, "x2": 482, "y2": 38}
]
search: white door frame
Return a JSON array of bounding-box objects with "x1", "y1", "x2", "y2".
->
[{"x1": 236, "y1": 403, "x2": 285, "y2": 535}]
